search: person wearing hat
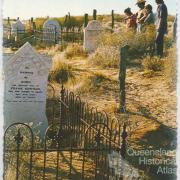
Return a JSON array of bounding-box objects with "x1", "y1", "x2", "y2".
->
[
  {"x1": 124, "y1": 8, "x2": 137, "y2": 30},
  {"x1": 136, "y1": 0, "x2": 146, "y2": 32},
  {"x1": 155, "y1": 0, "x2": 168, "y2": 57}
]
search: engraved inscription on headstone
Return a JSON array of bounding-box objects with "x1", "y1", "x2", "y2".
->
[
  {"x1": 3, "y1": 42, "x2": 52, "y2": 133},
  {"x1": 84, "y1": 20, "x2": 103, "y2": 53}
]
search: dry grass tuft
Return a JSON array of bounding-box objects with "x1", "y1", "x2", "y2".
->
[
  {"x1": 65, "y1": 43, "x2": 87, "y2": 59},
  {"x1": 89, "y1": 46, "x2": 119, "y2": 68},
  {"x1": 78, "y1": 72, "x2": 116, "y2": 94},
  {"x1": 142, "y1": 56, "x2": 164, "y2": 72},
  {"x1": 164, "y1": 46, "x2": 177, "y2": 89},
  {"x1": 49, "y1": 60, "x2": 75, "y2": 84}
]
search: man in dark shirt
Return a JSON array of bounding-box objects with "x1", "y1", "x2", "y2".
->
[{"x1": 155, "y1": 0, "x2": 168, "y2": 57}]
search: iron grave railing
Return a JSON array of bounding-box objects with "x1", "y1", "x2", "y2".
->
[{"x1": 4, "y1": 84, "x2": 128, "y2": 180}]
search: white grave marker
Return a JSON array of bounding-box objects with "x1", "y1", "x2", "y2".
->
[
  {"x1": 43, "y1": 19, "x2": 60, "y2": 43},
  {"x1": 3, "y1": 42, "x2": 52, "y2": 133},
  {"x1": 84, "y1": 20, "x2": 103, "y2": 53},
  {"x1": 11, "y1": 20, "x2": 25, "y2": 33}
]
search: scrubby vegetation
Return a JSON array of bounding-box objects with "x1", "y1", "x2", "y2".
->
[
  {"x1": 89, "y1": 26, "x2": 157, "y2": 68},
  {"x1": 48, "y1": 60, "x2": 75, "y2": 84},
  {"x1": 89, "y1": 46, "x2": 119, "y2": 68},
  {"x1": 142, "y1": 56, "x2": 164, "y2": 72},
  {"x1": 164, "y1": 46, "x2": 177, "y2": 89},
  {"x1": 77, "y1": 72, "x2": 118, "y2": 94},
  {"x1": 141, "y1": 45, "x2": 176, "y2": 90},
  {"x1": 65, "y1": 43, "x2": 87, "y2": 59}
]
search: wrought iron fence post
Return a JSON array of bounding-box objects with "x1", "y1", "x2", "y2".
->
[
  {"x1": 60, "y1": 85, "x2": 65, "y2": 125},
  {"x1": 14, "y1": 129, "x2": 23, "y2": 180},
  {"x1": 121, "y1": 124, "x2": 127, "y2": 159},
  {"x1": 120, "y1": 124, "x2": 127, "y2": 180},
  {"x1": 54, "y1": 26, "x2": 57, "y2": 44},
  {"x1": 119, "y1": 45, "x2": 129, "y2": 113},
  {"x1": 94, "y1": 129, "x2": 101, "y2": 179}
]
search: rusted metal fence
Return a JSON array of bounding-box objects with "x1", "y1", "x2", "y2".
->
[
  {"x1": 3, "y1": 26, "x2": 83, "y2": 48},
  {"x1": 47, "y1": 85, "x2": 124, "y2": 149},
  {"x1": 4, "y1": 85, "x2": 128, "y2": 179}
]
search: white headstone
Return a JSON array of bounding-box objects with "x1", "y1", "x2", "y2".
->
[
  {"x1": 3, "y1": 42, "x2": 52, "y2": 134},
  {"x1": 43, "y1": 19, "x2": 60, "y2": 43},
  {"x1": 84, "y1": 20, "x2": 103, "y2": 53},
  {"x1": 11, "y1": 20, "x2": 25, "y2": 33}
]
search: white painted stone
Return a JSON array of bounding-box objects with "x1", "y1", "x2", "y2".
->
[
  {"x1": 84, "y1": 20, "x2": 103, "y2": 53},
  {"x1": 11, "y1": 20, "x2": 25, "y2": 33},
  {"x1": 43, "y1": 19, "x2": 60, "y2": 42},
  {"x1": 3, "y1": 42, "x2": 52, "y2": 134}
]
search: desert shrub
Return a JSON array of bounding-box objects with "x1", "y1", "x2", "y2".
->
[
  {"x1": 168, "y1": 15, "x2": 175, "y2": 23},
  {"x1": 164, "y1": 34, "x2": 174, "y2": 49},
  {"x1": 34, "y1": 43, "x2": 47, "y2": 50},
  {"x1": 65, "y1": 43, "x2": 87, "y2": 59},
  {"x1": 43, "y1": 44, "x2": 65, "y2": 56},
  {"x1": 79, "y1": 72, "x2": 112, "y2": 93},
  {"x1": 63, "y1": 16, "x2": 83, "y2": 28},
  {"x1": 142, "y1": 56, "x2": 164, "y2": 72},
  {"x1": 89, "y1": 46, "x2": 120, "y2": 68},
  {"x1": 99, "y1": 25, "x2": 156, "y2": 59},
  {"x1": 164, "y1": 46, "x2": 177, "y2": 89},
  {"x1": 35, "y1": 17, "x2": 48, "y2": 29},
  {"x1": 89, "y1": 72, "x2": 111, "y2": 87},
  {"x1": 49, "y1": 61, "x2": 75, "y2": 84}
]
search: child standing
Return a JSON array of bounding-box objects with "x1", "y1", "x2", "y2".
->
[{"x1": 124, "y1": 8, "x2": 137, "y2": 30}]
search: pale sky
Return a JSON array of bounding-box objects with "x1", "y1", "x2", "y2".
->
[{"x1": 3, "y1": 0, "x2": 177, "y2": 19}]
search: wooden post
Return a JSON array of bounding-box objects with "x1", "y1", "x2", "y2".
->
[
  {"x1": 31, "y1": 17, "x2": 33, "y2": 23},
  {"x1": 7, "y1": 17, "x2": 10, "y2": 24},
  {"x1": 64, "y1": 15, "x2": 68, "y2": 25},
  {"x1": 9, "y1": 27, "x2": 12, "y2": 40},
  {"x1": 32, "y1": 22, "x2": 36, "y2": 30},
  {"x1": 93, "y1": 9, "x2": 97, "y2": 20},
  {"x1": 119, "y1": 45, "x2": 129, "y2": 113},
  {"x1": 84, "y1": 13, "x2": 88, "y2": 28},
  {"x1": 68, "y1": 12, "x2": 71, "y2": 19},
  {"x1": 111, "y1": 10, "x2": 115, "y2": 29}
]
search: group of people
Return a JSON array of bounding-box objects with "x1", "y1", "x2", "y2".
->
[{"x1": 124, "y1": 0, "x2": 168, "y2": 57}]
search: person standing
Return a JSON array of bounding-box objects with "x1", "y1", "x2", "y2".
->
[
  {"x1": 136, "y1": 0, "x2": 146, "y2": 32},
  {"x1": 155, "y1": 0, "x2": 168, "y2": 57},
  {"x1": 124, "y1": 8, "x2": 137, "y2": 30},
  {"x1": 143, "y1": 4, "x2": 155, "y2": 25}
]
